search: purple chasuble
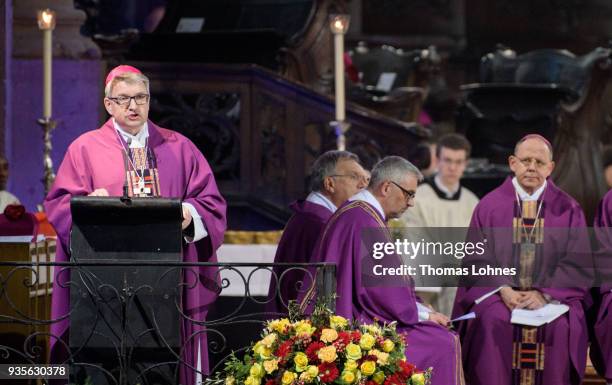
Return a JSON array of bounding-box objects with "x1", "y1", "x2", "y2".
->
[
  {"x1": 44, "y1": 119, "x2": 227, "y2": 385},
  {"x1": 309, "y1": 199, "x2": 463, "y2": 385},
  {"x1": 267, "y1": 200, "x2": 333, "y2": 315},
  {"x1": 591, "y1": 189, "x2": 612, "y2": 382},
  {"x1": 452, "y1": 177, "x2": 590, "y2": 385}
]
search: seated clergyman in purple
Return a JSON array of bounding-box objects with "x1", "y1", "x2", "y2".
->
[
  {"x1": 305, "y1": 156, "x2": 464, "y2": 385},
  {"x1": 44, "y1": 65, "x2": 227, "y2": 384},
  {"x1": 268, "y1": 150, "x2": 368, "y2": 313},
  {"x1": 591, "y1": 189, "x2": 612, "y2": 385},
  {"x1": 452, "y1": 134, "x2": 590, "y2": 385}
]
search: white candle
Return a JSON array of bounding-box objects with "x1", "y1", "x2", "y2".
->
[
  {"x1": 43, "y1": 28, "x2": 52, "y2": 119},
  {"x1": 334, "y1": 32, "x2": 345, "y2": 122}
]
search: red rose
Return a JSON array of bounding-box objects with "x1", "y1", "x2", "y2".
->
[
  {"x1": 4, "y1": 204, "x2": 25, "y2": 221},
  {"x1": 333, "y1": 331, "x2": 351, "y2": 352},
  {"x1": 398, "y1": 360, "x2": 416, "y2": 379},
  {"x1": 305, "y1": 341, "x2": 325, "y2": 362},
  {"x1": 383, "y1": 374, "x2": 403, "y2": 385},
  {"x1": 350, "y1": 330, "x2": 361, "y2": 343},
  {"x1": 318, "y1": 363, "x2": 339, "y2": 383},
  {"x1": 265, "y1": 380, "x2": 276, "y2": 385},
  {"x1": 274, "y1": 339, "x2": 294, "y2": 361},
  {"x1": 365, "y1": 381, "x2": 378, "y2": 385}
]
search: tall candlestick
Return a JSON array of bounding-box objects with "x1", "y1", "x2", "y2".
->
[
  {"x1": 38, "y1": 9, "x2": 55, "y2": 118},
  {"x1": 334, "y1": 33, "x2": 345, "y2": 122},
  {"x1": 43, "y1": 28, "x2": 52, "y2": 119},
  {"x1": 37, "y1": 9, "x2": 57, "y2": 195},
  {"x1": 329, "y1": 15, "x2": 350, "y2": 151}
]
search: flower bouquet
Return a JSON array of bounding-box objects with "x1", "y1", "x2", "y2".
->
[{"x1": 207, "y1": 304, "x2": 431, "y2": 385}]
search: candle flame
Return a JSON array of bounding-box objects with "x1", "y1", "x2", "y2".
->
[
  {"x1": 329, "y1": 14, "x2": 350, "y2": 34},
  {"x1": 42, "y1": 11, "x2": 53, "y2": 25},
  {"x1": 37, "y1": 9, "x2": 56, "y2": 30}
]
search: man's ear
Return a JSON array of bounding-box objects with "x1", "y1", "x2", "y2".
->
[
  {"x1": 380, "y1": 181, "x2": 390, "y2": 197},
  {"x1": 508, "y1": 155, "x2": 518, "y2": 173},
  {"x1": 547, "y1": 161, "x2": 555, "y2": 175},
  {"x1": 103, "y1": 98, "x2": 113, "y2": 116},
  {"x1": 323, "y1": 176, "x2": 335, "y2": 193}
]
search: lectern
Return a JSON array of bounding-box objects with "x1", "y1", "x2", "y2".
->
[{"x1": 68, "y1": 196, "x2": 182, "y2": 384}]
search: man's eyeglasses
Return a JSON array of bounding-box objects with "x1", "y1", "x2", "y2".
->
[
  {"x1": 331, "y1": 173, "x2": 367, "y2": 182},
  {"x1": 390, "y1": 181, "x2": 416, "y2": 201},
  {"x1": 108, "y1": 94, "x2": 150, "y2": 107}
]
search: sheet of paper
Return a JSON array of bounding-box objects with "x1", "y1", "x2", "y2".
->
[
  {"x1": 176, "y1": 18, "x2": 205, "y2": 33},
  {"x1": 511, "y1": 304, "x2": 569, "y2": 327},
  {"x1": 376, "y1": 72, "x2": 397, "y2": 92},
  {"x1": 451, "y1": 312, "x2": 476, "y2": 323}
]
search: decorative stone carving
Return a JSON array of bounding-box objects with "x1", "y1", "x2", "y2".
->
[{"x1": 12, "y1": 0, "x2": 100, "y2": 59}]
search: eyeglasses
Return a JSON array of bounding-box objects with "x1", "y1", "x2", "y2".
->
[
  {"x1": 390, "y1": 181, "x2": 416, "y2": 201},
  {"x1": 516, "y1": 157, "x2": 550, "y2": 169},
  {"x1": 108, "y1": 94, "x2": 150, "y2": 107},
  {"x1": 330, "y1": 173, "x2": 367, "y2": 182}
]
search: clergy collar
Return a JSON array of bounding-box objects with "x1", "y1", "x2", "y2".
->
[
  {"x1": 349, "y1": 189, "x2": 385, "y2": 220},
  {"x1": 306, "y1": 191, "x2": 337, "y2": 213},
  {"x1": 512, "y1": 176, "x2": 547, "y2": 201},
  {"x1": 432, "y1": 174, "x2": 461, "y2": 200},
  {"x1": 113, "y1": 119, "x2": 149, "y2": 149}
]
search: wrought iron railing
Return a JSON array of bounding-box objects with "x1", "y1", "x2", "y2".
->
[{"x1": 0, "y1": 261, "x2": 336, "y2": 385}]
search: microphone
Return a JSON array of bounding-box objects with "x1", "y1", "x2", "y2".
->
[{"x1": 121, "y1": 137, "x2": 131, "y2": 202}]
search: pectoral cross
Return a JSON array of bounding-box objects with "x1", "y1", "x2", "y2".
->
[{"x1": 133, "y1": 178, "x2": 151, "y2": 195}]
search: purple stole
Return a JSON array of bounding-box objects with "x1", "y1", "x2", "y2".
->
[{"x1": 512, "y1": 199, "x2": 546, "y2": 385}]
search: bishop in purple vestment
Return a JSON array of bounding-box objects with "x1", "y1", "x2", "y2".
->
[
  {"x1": 268, "y1": 150, "x2": 368, "y2": 314},
  {"x1": 452, "y1": 135, "x2": 591, "y2": 385},
  {"x1": 44, "y1": 66, "x2": 227, "y2": 385},
  {"x1": 304, "y1": 156, "x2": 464, "y2": 385},
  {"x1": 591, "y1": 189, "x2": 612, "y2": 384}
]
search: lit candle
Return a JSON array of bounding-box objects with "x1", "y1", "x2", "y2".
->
[
  {"x1": 330, "y1": 15, "x2": 350, "y2": 123},
  {"x1": 37, "y1": 9, "x2": 56, "y2": 119},
  {"x1": 334, "y1": 32, "x2": 345, "y2": 122}
]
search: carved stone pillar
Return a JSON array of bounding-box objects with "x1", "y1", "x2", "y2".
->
[{"x1": 12, "y1": 0, "x2": 100, "y2": 59}]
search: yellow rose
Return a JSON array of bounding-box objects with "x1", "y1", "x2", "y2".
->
[
  {"x1": 344, "y1": 360, "x2": 358, "y2": 372},
  {"x1": 329, "y1": 315, "x2": 348, "y2": 329},
  {"x1": 306, "y1": 365, "x2": 319, "y2": 378},
  {"x1": 341, "y1": 370, "x2": 356, "y2": 384},
  {"x1": 359, "y1": 333, "x2": 376, "y2": 350},
  {"x1": 263, "y1": 359, "x2": 279, "y2": 374},
  {"x1": 249, "y1": 363, "x2": 264, "y2": 378},
  {"x1": 317, "y1": 345, "x2": 338, "y2": 363},
  {"x1": 294, "y1": 320, "x2": 316, "y2": 336},
  {"x1": 225, "y1": 376, "x2": 235, "y2": 385},
  {"x1": 382, "y1": 339, "x2": 395, "y2": 353},
  {"x1": 281, "y1": 370, "x2": 297, "y2": 385},
  {"x1": 369, "y1": 349, "x2": 389, "y2": 366},
  {"x1": 261, "y1": 333, "x2": 278, "y2": 347},
  {"x1": 298, "y1": 372, "x2": 311, "y2": 383},
  {"x1": 253, "y1": 342, "x2": 272, "y2": 360},
  {"x1": 372, "y1": 371, "x2": 385, "y2": 384},
  {"x1": 345, "y1": 343, "x2": 362, "y2": 361},
  {"x1": 363, "y1": 324, "x2": 382, "y2": 336},
  {"x1": 360, "y1": 361, "x2": 376, "y2": 376},
  {"x1": 411, "y1": 372, "x2": 425, "y2": 385},
  {"x1": 268, "y1": 318, "x2": 291, "y2": 334},
  {"x1": 294, "y1": 352, "x2": 309, "y2": 372},
  {"x1": 244, "y1": 375, "x2": 261, "y2": 385},
  {"x1": 320, "y1": 328, "x2": 339, "y2": 343}
]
